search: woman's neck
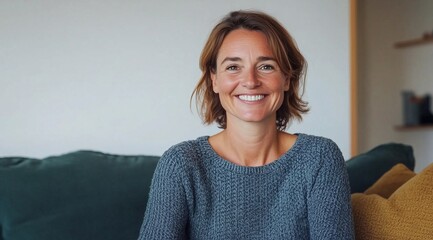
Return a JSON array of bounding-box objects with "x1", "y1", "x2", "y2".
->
[{"x1": 210, "y1": 120, "x2": 294, "y2": 167}]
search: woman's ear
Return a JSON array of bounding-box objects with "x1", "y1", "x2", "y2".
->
[{"x1": 211, "y1": 72, "x2": 219, "y2": 93}]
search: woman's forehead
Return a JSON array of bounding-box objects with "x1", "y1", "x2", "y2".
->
[{"x1": 216, "y1": 29, "x2": 274, "y2": 63}]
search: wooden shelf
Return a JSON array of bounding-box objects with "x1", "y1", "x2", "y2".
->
[
  {"x1": 394, "y1": 36, "x2": 433, "y2": 48},
  {"x1": 395, "y1": 124, "x2": 433, "y2": 131}
]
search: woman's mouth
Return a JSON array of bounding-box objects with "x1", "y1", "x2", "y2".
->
[{"x1": 238, "y1": 95, "x2": 265, "y2": 102}]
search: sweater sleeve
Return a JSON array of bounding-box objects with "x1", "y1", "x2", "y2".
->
[
  {"x1": 307, "y1": 140, "x2": 355, "y2": 240},
  {"x1": 137, "y1": 148, "x2": 189, "y2": 240}
]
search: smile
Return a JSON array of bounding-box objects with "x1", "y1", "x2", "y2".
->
[{"x1": 238, "y1": 95, "x2": 265, "y2": 102}]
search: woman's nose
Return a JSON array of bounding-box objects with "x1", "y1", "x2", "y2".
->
[{"x1": 241, "y1": 69, "x2": 261, "y2": 89}]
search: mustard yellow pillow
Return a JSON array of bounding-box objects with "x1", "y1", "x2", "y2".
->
[
  {"x1": 352, "y1": 163, "x2": 433, "y2": 239},
  {"x1": 364, "y1": 163, "x2": 416, "y2": 198}
]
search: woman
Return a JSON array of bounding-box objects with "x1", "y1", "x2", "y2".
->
[{"x1": 138, "y1": 10, "x2": 354, "y2": 239}]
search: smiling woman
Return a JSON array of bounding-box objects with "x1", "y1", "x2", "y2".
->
[
  {"x1": 194, "y1": 11, "x2": 308, "y2": 131},
  {"x1": 210, "y1": 29, "x2": 289, "y2": 132},
  {"x1": 138, "y1": 10, "x2": 354, "y2": 239}
]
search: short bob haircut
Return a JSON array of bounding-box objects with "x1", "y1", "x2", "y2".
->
[{"x1": 192, "y1": 10, "x2": 309, "y2": 130}]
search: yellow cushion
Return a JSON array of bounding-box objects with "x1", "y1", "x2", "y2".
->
[
  {"x1": 352, "y1": 163, "x2": 433, "y2": 239},
  {"x1": 364, "y1": 163, "x2": 416, "y2": 198}
]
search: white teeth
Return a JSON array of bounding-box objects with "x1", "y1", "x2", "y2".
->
[{"x1": 238, "y1": 95, "x2": 265, "y2": 101}]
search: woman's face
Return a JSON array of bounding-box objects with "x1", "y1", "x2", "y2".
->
[{"x1": 211, "y1": 29, "x2": 289, "y2": 127}]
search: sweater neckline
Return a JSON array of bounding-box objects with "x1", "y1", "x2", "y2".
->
[{"x1": 197, "y1": 133, "x2": 305, "y2": 174}]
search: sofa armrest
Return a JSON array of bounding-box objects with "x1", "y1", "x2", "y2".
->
[
  {"x1": 0, "y1": 151, "x2": 159, "y2": 240},
  {"x1": 346, "y1": 143, "x2": 415, "y2": 193}
]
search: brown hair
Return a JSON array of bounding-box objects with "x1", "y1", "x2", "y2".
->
[{"x1": 192, "y1": 10, "x2": 309, "y2": 130}]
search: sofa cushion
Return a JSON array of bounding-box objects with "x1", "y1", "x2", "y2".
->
[
  {"x1": 364, "y1": 163, "x2": 416, "y2": 198},
  {"x1": 0, "y1": 151, "x2": 159, "y2": 240},
  {"x1": 351, "y1": 163, "x2": 433, "y2": 239},
  {"x1": 346, "y1": 143, "x2": 415, "y2": 193}
]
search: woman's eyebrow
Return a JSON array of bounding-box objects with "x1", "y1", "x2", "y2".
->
[
  {"x1": 220, "y1": 56, "x2": 276, "y2": 64},
  {"x1": 257, "y1": 56, "x2": 276, "y2": 62},
  {"x1": 220, "y1": 57, "x2": 241, "y2": 64}
]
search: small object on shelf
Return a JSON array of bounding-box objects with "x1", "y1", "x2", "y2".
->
[
  {"x1": 420, "y1": 95, "x2": 433, "y2": 124},
  {"x1": 401, "y1": 91, "x2": 433, "y2": 129},
  {"x1": 402, "y1": 91, "x2": 420, "y2": 126}
]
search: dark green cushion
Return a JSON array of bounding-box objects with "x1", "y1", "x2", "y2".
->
[
  {"x1": 346, "y1": 143, "x2": 415, "y2": 193},
  {"x1": 0, "y1": 151, "x2": 159, "y2": 240}
]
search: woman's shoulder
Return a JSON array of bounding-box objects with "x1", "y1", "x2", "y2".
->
[
  {"x1": 296, "y1": 133, "x2": 341, "y2": 154},
  {"x1": 296, "y1": 134, "x2": 346, "y2": 180},
  {"x1": 156, "y1": 136, "x2": 210, "y2": 172},
  {"x1": 163, "y1": 136, "x2": 208, "y2": 158},
  {"x1": 294, "y1": 133, "x2": 344, "y2": 170}
]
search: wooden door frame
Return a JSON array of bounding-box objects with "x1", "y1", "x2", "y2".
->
[{"x1": 350, "y1": 0, "x2": 358, "y2": 156}]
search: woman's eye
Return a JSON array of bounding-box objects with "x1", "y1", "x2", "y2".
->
[
  {"x1": 226, "y1": 65, "x2": 239, "y2": 71},
  {"x1": 259, "y1": 65, "x2": 274, "y2": 71}
]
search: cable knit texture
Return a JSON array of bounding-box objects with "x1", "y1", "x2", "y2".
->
[{"x1": 138, "y1": 134, "x2": 354, "y2": 240}]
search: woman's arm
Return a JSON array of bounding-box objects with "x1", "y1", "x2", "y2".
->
[
  {"x1": 307, "y1": 140, "x2": 355, "y2": 239},
  {"x1": 138, "y1": 149, "x2": 189, "y2": 240}
]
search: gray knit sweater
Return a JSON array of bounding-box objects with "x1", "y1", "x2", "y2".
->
[{"x1": 138, "y1": 134, "x2": 354, "y2": 239}]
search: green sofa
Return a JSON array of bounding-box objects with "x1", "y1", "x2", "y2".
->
[{"x1": 0, "y1": 143, "x2": 414, "y2": 240}]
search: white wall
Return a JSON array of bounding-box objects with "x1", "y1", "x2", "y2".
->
[
  {"x1": 358, "y1": 0, "x2": 433, "y2": 172},
  {"x1": 1, "y1": 1, "x2": 350, "y2": 159}
]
